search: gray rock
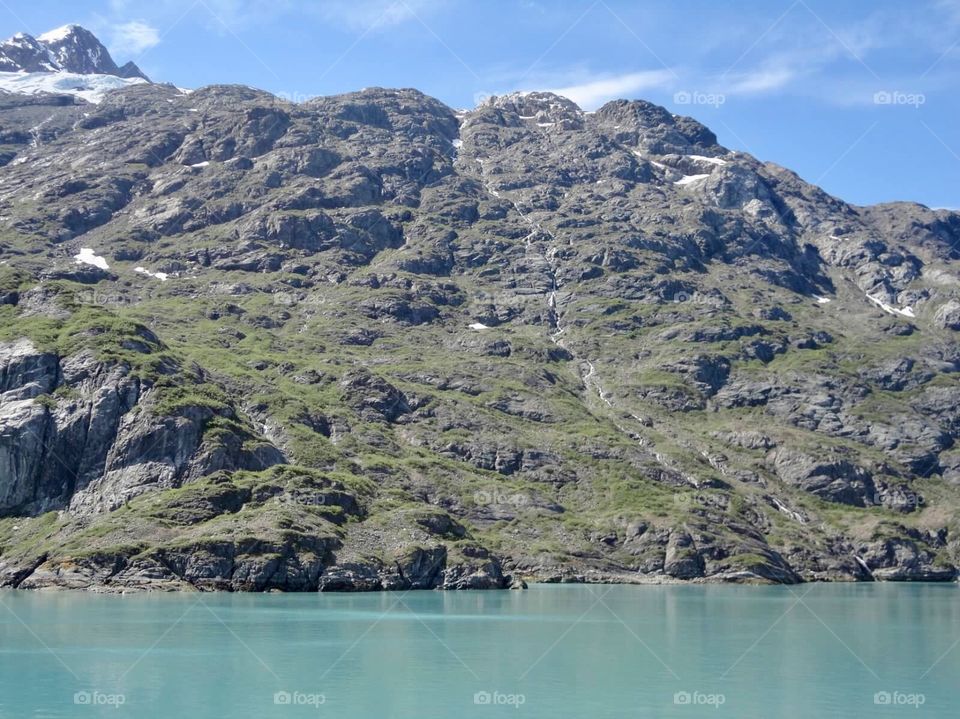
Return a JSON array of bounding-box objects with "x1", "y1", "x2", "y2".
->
[
  {"x1": 664, "y1": 531, "x2": 705, "y2": 579},
  {"x1": 770, "y1": 448, "x2": 877, "y2": 506},
  {"x1": 0, "y1": 339, "x2": 282, "y2": 518},
  {"x1": 934, "y1": 299, "x2": 960, "y2": 330}
]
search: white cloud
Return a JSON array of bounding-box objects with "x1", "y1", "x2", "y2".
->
[
  {"x1": 109, "y1": 20, "x2": 161, "y2": 56},
  {"x1": 545, "y1": 70, "x2": 675, "y2": 109},
  {"x1": 700, "y1": 1, "x2": 960, "y2": 101},
  {"x1": 723, "y1": 67, "x2": 795, "y2": 95}
]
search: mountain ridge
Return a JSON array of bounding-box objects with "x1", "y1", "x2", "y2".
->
[{"x1": 0, "y1": 57, "x2": 958, "y2": 590}]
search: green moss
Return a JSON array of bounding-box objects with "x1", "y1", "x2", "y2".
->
[
  {"x1": 150, "y1": 382, "x2": 231, "y2": 417},
  {"x1": 726, "y1": 553, "x2": 770, "y2": 567},
  {"x1": 33, "y1": 394, "x2": 58, "y2": 409}
]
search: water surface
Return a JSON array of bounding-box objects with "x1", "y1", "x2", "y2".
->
[{"x1": 0, "y1": 584, "x2": 956, "y2": 717}]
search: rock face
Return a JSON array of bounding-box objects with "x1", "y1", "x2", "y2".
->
[
  {"x1": 0, "y1": 69, "x2": 957, "y2": 590},
  {"x1": 0, "y1": 337, "x2": 282, "y2": 518},
  {"x1": 0, "y1": 25, "x2": 149, "y2": 79},
  {"x1": 0, "y1": 33, "x2": 60, "y2": 72}
]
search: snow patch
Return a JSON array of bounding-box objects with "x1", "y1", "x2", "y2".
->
[
  {"x1": 37, "y1": 25, "x2": 79, "y2": 44},
  {"x1": 468, "y1": 322, "x2": 490, "y2": 330},
  {"x1": 451, "y1": 139, "x2": 463, "y2": 149},
  {"x1": 866, "y1": 293, "x2": 915, "y2": 318},
  {"x1": 135, "y1": 267, "x2": 169, "y2": 282},
  {"x1": 633, "y1": 151, "x2": 668, "y2": 170},
  {"x1": 631, "y1": 150, "x2": 652, "y2": 163},
  {"x1": 0, "y1": 71, "x2": 146, "y2": 104},
  {"x1": 816, "y1": 296, "x2": 832, "y2": 304},
  {"x1": 74, "y1": 248, "x2": 109, "y2": 270},
  {"x1": 190, "y1": 161, "x2": 210, "y2": 168},
  {"x1": 688, "y1": 154, "x2": 727, "y2": 166},
  {"x1": 29, "y1": 114, "x2": 55, "y2": 147},
  {"x1": 674, "y1": 174, "x2": 710, "y2": 186}
]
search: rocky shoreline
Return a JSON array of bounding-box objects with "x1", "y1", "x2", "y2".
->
[{"x1": 4, "y1": 543, "x2": 957, "y2": 594}]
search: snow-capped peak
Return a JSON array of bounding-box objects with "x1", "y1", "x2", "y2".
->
[
  {"x1": 37, "y1": 25, "x2": 111, "y2": 76},
  {"x1": 37, "y1": 24, "x2": 82, "y2": 44},
  {"x1": 0, "y1": 25, "x2": 149, "y2": 81}
]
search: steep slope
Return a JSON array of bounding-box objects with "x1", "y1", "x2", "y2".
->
[{"x1": 0, "y1": 82, "x2": 957, "y2": 591}]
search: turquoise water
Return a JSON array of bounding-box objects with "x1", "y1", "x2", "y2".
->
[{"x1": 0, "y1": 584, "x2": 957, "y2": 718}]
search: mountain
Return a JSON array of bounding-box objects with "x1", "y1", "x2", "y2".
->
[
  {"x1": 36, "y1": 25, "x2": 148, "y2": 79},
  {"x1": 0, "y1": 25, "x2": 149, "y2": 79},
  {"x1": 0, "y1": 25, "x2": 149, "y2": 104},
  {"x1": 0, "y1": 78, "x2": 957, "y2": 592}
]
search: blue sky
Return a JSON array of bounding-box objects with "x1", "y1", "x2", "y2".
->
[{"x1": 2, "y1": 0, "x2": 960, "y2": 209}]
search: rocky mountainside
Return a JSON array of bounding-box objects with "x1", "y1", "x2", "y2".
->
[
  {"x1": 0, "y1": 51, "x2": 958, "y2": 591},
  {"x1": 0, "y1": 25, "x2": 148, "y2": 79}
]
